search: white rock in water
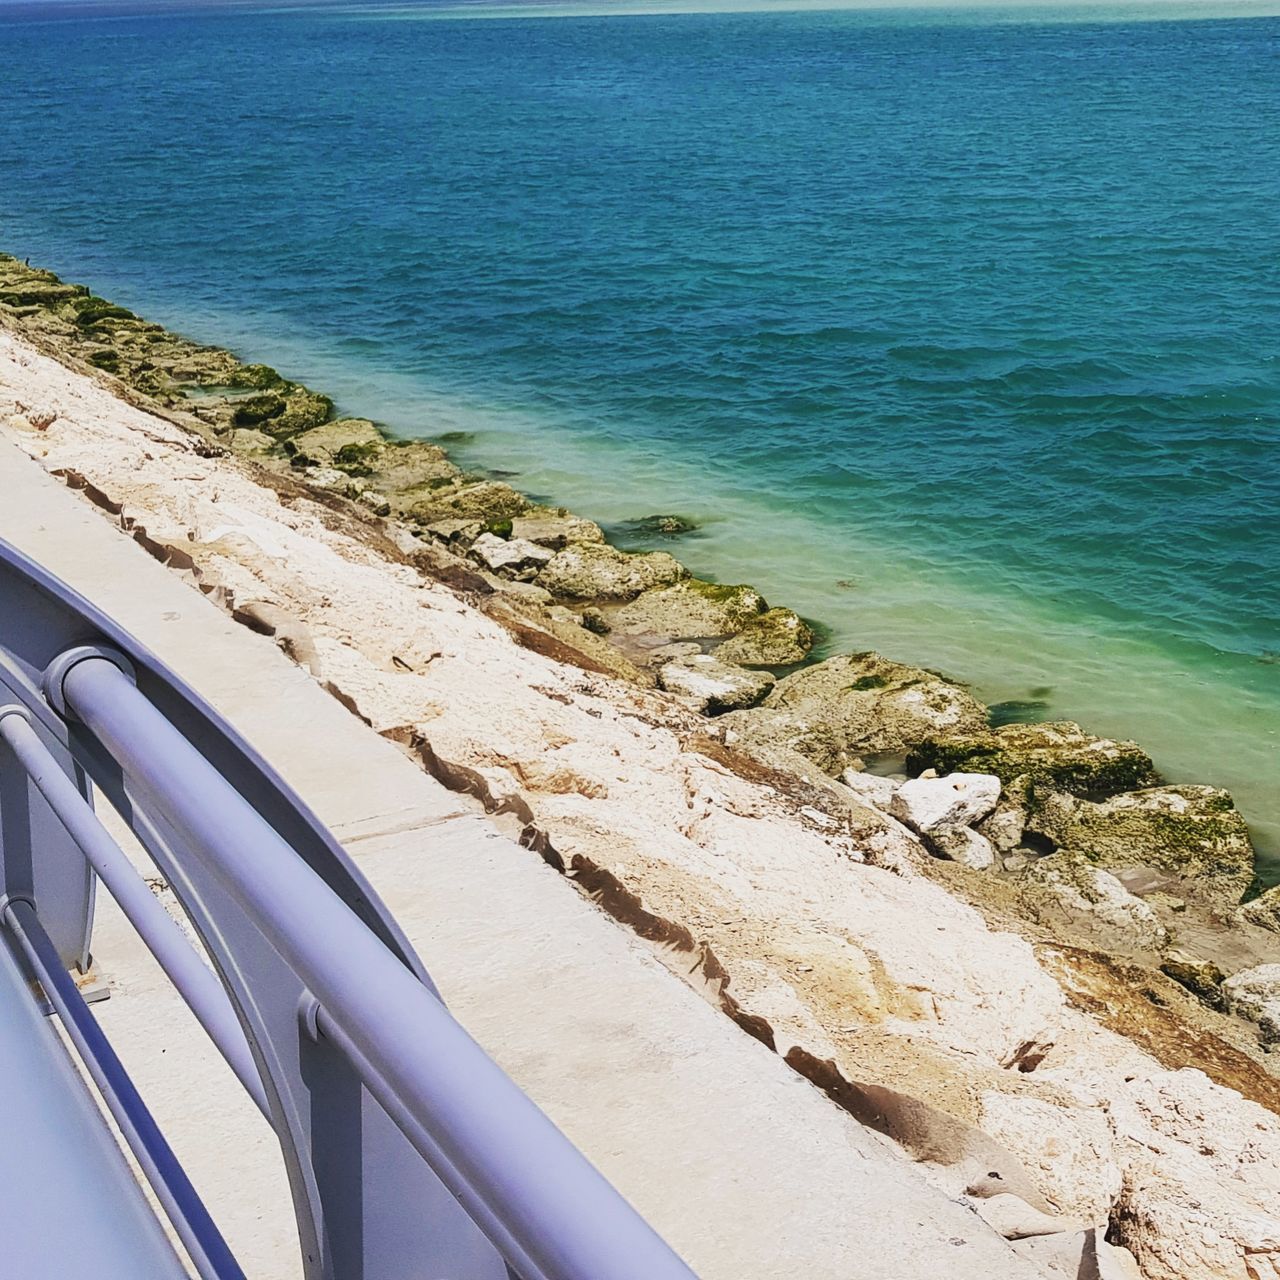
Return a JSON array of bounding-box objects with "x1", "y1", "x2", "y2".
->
[
  {"x1": 837, "y1": 768, "x2": 898, "y2": 810},
  {"x1": 656, "y1": 653, "x2": 775, "y2": 715},
  {"x1": 1221, "y1": 963, "x2": 1280, "y2": 1047},
  {"x1": 890, "y1": 772, "x2": 1001, "y2": 833},
  {"x1": 930, "y1": 824, "x2": 997, "y2": 870},
  {"x1": 469, "y1": 532, "x2": 554, "y2": 577}
]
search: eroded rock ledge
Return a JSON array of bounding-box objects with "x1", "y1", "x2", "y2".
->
[{"x1": 4, "y1": 252, "x2": 1280, "y2": 1279}]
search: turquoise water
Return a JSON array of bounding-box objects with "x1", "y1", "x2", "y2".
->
[{"x1": 2, "y1": 0, "x2": 1279, "y2": 868}]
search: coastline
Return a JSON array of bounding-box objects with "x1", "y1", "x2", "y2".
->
[{"x1": 4, "y1": 250, "x2": 1280, "y2": 1276}]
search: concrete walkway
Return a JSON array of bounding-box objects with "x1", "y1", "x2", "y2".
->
[{"x1": 0, "y1": 436, "x2": 1044, "y2": 1278}]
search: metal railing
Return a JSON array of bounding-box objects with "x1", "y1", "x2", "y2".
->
[{"x1": 0, "y1": 535, "x2": 699, "y2": 1280}]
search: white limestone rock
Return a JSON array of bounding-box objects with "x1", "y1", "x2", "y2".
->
[
  {"x1": 1221, "y1": 964, "x2": 1280, "y2": 1048},
  {"x1": 930, "y1": 824, "x2": 997, "y2": 870},
  {"x1": 837, "y1": 768, "x2": 899, "y2": 810},
  {"x1": 890, "y1": 772, "x2": 1002, "y2": 833},
  {"x1": 979, "y1": 1091, "x2": 1122, "y2": 1225},
  {"x1": 468, "y1": 532, "x2": 554, "y2": 579},
  {"x1": 656, "y1": 653, "x2": 775, "y2": 715},
  {"x1": 1021, "y1": 857, "x2": 1169, "y2": 950}
]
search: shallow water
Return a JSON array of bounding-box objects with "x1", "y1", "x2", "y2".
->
[{"x1": 2, "y1": 0, "x2": 1278, "y2": 869}]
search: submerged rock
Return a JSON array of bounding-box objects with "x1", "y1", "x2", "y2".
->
[
  {"x1": 1221, "y1": 964, "x2": 1280, "y2": 1048},
  {"x1": 712, "y1": 607, "x2": 814, "y2": 666},
  {"x1": 611, "y1": 578, "x2": 767, "y2": 639},
  {"x1": 1026, "y1": 785, "x2": 1255, "y2": 910},
  {"x1": 535, "y1": 542, "x2": 686, "y2": 601},
  {"x1": 656, "y1": 654, "x2": 775, "y2": 714},
  {"x1": 837, "y1": 769, "x2": 899, "y2": 810},
  {"x1": 618, "y1": 513, "x2": 698, "y2": 538},
  {"x1": 908, "y1": 722, "x2": 1159, "y2": 801}
]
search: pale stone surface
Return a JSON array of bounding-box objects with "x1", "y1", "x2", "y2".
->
[
  {"x1": 930, "y1": 823, "x2": 998, "y2": 870},
  {"x1": 0, "y1": 429, "x2": 1044, "y2": 1280},
  {"x1": 655, "y1": 653, "x2": 775, "y2": 714},
  {"x1": 1021, "y1": 858, "x2": 1169, "y2": 951},
  {"x1": 968, "y1": 1193, "x2": 1073, "y2": 1240},
  {"x1": 979, "y1": 1091, "x2": 1122, "y2": 1224},
  {"x1": 1222, "y1": 964, "x2": 1280, "y2": 1048},
  {"x1": 838, "y1": 769, "x2": 899, "y2": 809},
  {"x1": 468, "y1": 531, "x2": 554, "y2": 577},
  {"x1": 891, "y1": 773, "x2": 1002, "y2": 833},
  {"x1": 535, "y1": 542, "x2": 685, "y2": 600}
]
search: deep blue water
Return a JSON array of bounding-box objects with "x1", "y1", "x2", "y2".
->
[{"x1": 2, "y1": 0, "x2": 1279, "y2": 863}]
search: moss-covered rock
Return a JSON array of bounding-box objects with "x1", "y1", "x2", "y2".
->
[
  {"x1": 611, "y1": 578, "x2": 767, "y2": 639},
  {"x1": 712, "y1": 607, "x2": 814, "y2": 666},
  {"x1": 535, "y1": 543, "x2": 687, "y2": 601},
  {"x1": 907, "y1": 721, "x2": 1159, "y2": 801},
  {"x1": 284, "y1": 418, "x2": 384, "y2": 469},
  {"x1": 71, "y1": 295, "x2": 136, "y2": 328},
  {"x1": 720, "y1": 652, "x2": 988, "y2": 776},
  {"x1": 1027, "y1": 785, "x2": 1255, "y2": 910}
]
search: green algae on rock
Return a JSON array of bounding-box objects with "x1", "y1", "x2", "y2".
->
[
  {"x1": 908, "y1": 721, "x2": 1160, "y2": 801},
  {"x1": 1026, "y1": 785, "x2": 1256, "y2": 910},
  {"x1": 535, "y1": 542, "x2": 686, "y2": 601},
  {"x1": 713, "y1": 607, "x2": 814, "y2": 666},
  {"x1": 721, "y1": 652, "x2": 988, "y2": 776},
  {"x1": 610, "y1": 578, "x2": 767, "y2": 639}
]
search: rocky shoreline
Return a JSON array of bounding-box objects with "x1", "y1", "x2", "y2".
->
[{"x1": 4, "y1": 250, "x2": 1280, "y2": 1277}]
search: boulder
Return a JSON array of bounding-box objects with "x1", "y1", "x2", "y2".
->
[
  {"x1": 720, "y1": 653, "x2": 988, "y2": 776},
  {"x1": 283, "y1": 418, "x2": 384, "y2": 470},
  {"x1": 1027, "y1": 785, "x2": 1255, "y2": 910},
  {"x1": 837, "y1": 769, "x2": 898, "y2": 810},
  {"x1": 509, "y1": 511, "x2": 604, "y2": 550},
  {"x1": 929, "y1": 824, "x2": 997, "y2": 870},
  {"x1": 712, "y1": 608, "x2": 814, "y2": 666},
  {"x1": 1221, "y1": 964, "x2": 1280, "y2": 1048},
  {"x1": 611, "y1": 578, "x2": 767, "y2": 638},
  {"x1": 1013, "y1": 1230, "x2": 1142, "y2": 1280},
  {"x1": 1236, "y1": 884, "x2": 1280, "y2": 933},
  {"x1": 908, "y1": 722, "x2": 1159, "y2": 801},
  {"x1": 978, "y1": 1092, "x2": 1122, "y2": 1225},
  {"x1": 890, "y1": 773, "x2": 1002, "y2": 833},
  {"x1": 467, "y1": 533, "x2": 554, "y2": 579},
  {"x1": 535, "y1": 543, "x2": 686, "y2": 601},
  {"x1": 1159, "y1": 951, "x2": 1226, "y2": 1010},
  {"x1": 1019, "y1": 856, "x2": 1169, "y2": 950},
  {"x1": 655, "y1": 654, "x2": 775, "y2": 715}
]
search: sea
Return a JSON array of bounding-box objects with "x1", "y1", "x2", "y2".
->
[{"x1": 2, "y1": 0, "x2": 1278, "y2": 871}]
